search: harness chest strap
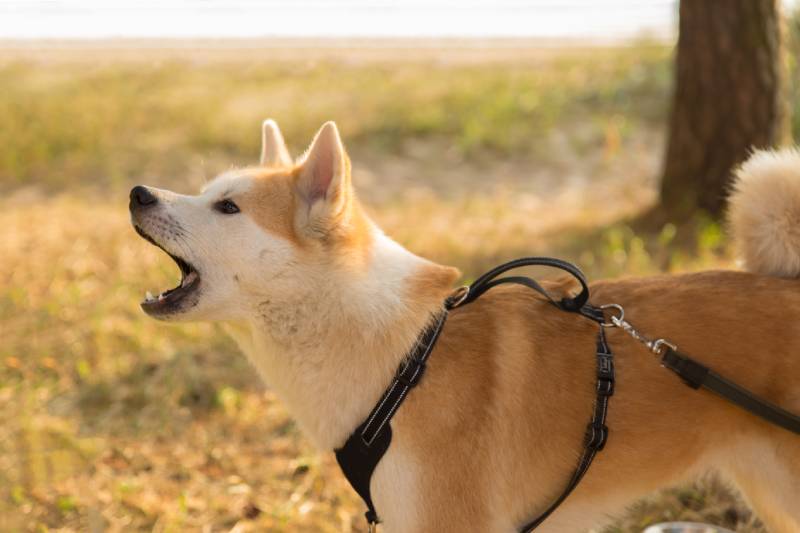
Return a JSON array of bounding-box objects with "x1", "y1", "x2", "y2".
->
[
  {"x1": 334, "y1": 257, "x2": 616, "y2": 532},
  {"x1": 334, "y1": 311, "x2": 449, "y2": 525},
  {"x1": 517, "y1": 314, "x2": 613, "y2": 532}
]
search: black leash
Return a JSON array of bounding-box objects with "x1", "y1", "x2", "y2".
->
[
  {"x1": 335, "y1": 257, "x2": 615, "y2": 532},
  {"x1": 661, "y1": 348, "x2": 800, "y2": 434},
  {"x1": 605, "y1": 305, "x2": 800, "y2": 435}
]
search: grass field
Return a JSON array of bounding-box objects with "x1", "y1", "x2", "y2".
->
[{"x1": 0, "y1": 39, "x2": 785, "y2": 532}]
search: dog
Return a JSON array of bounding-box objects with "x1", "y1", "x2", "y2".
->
[{"x1": 130, "y1": 120, "x2": 800, "y2": 532}]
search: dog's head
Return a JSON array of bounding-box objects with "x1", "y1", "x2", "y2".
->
[{"x1": 129, "y1": 120, "x2": 371, "y2": 321}]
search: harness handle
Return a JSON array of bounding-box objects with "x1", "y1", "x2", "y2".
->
[
  {"x1": 443, "y1": 257, "x2": 611, "y2": 533},
  {"x1": 447, "y1": 256, "x2": 590, "y2": 312}
]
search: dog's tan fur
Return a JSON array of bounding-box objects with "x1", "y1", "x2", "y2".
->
[
  {"x1": 131, "y1": 123, "x2": 800, "y2": 532},
  {"x1": 392, "y1": 273, "x2": 800, "y2": 532}
]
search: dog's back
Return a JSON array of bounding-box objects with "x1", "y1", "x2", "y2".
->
[
  {"x1": 392, "y1": 269, "x2": 800, "y2": 532},
  {"x1": 390, "y1": 149, "x2": 800, "y2": 532}
]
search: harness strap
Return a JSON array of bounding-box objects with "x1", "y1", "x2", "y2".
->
[
  {"x1": 335, "y1": 311, "x2": 448, "y2": 526},
  {"x1": 661, "y1": 348, "x2": 800, "y2": 435},
  {"x1": 517, "y1": 320, "x2": 613, "y2": 532},
  {"x1": 448, "y1": 258, "x2": 614, "y2": 532}
]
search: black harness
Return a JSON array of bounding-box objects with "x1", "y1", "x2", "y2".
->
[
  {"x1": 334, "y1": 257, "x2": 800, "y2": 532},
  {"x1": 334, "y1": 310, "x2": 449, "y2": 526}
]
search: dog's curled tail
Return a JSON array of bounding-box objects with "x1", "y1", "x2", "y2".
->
[{"x1": 728, "y1": 148, "x2": 800, "y2": 277}]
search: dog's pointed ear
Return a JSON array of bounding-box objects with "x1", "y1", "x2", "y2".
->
[
  {"x1": 260, "y1": 119, "x2": 292, "y2": 167},
  {"x1": 294, "y1": 121, "x2": 352, "y2": 233}
]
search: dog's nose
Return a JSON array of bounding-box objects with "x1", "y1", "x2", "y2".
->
[{"x1": 130, "y1": 185, "x2": 157, "y2": 210}]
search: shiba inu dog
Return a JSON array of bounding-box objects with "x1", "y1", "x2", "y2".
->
[{"x1": 130, "y1": 121, "x2": 800, "y2": 533}]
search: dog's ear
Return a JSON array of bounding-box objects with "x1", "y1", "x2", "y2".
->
[
  {"x1": 294, "y1": 121, "x2": 352, "y2": 234},
  {"x1": 260, "y1": 119, "x2": 292, "y2": 167}
]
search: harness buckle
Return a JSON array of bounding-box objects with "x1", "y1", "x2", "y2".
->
[
  {"x1": 366, "y1": 510, "x2": 380, "y2": 531},
  {"x1": 597, "y1": 354, "x2": 613, "y2": 377},
  {"x1": 597, "y1": 377, "x2": 614, "y2": 396},
  {"x1": 585, "y1": 422, "x2": 609, "y2": 450}
]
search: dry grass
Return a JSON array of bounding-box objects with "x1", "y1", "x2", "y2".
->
[
  {"x1": 0, "y1": 41, "x2": 772, "y2": 532},
  {"x1": 0, "y1": 40, "x2": 671, "y2": 192}
]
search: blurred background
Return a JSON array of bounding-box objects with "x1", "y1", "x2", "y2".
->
[{"x1": 1, "y1": 1, "x2": 798, "y2": 531}]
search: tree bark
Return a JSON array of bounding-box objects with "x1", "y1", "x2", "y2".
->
[{"x1": 659, "y1": 0, "x2": 784, "y2": 219}]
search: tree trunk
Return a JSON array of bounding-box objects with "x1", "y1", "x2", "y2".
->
[{"x1": 660, "y1": 0, "x2": 785, "y2": 219}]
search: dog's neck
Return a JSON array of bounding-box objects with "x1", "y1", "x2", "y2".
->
[{"x1": 233, "y1": 230, "x2": 456, "y2": 449}]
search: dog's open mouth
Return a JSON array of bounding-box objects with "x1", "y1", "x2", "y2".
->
[{"x1": 134, "y1": 226, "x2": 200, "y2": 315}]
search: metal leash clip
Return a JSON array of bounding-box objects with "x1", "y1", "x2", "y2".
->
[{"x1": 600, "y1": 304, "x2": 677, "y2": 357}]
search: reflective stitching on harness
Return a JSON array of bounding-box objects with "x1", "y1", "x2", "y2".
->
[
  {"x1": 361, "y1": 381, "x2": 400, "y2": 444},
  {"x1": 335, "y1": 257, "x2": 613, "y2": 533},
  {"x1": 368, "y1": 387, "x2": 410, "y2": 444},
  {"x1": 360, "y1": 311, "x2": 447, "y2": 446}
]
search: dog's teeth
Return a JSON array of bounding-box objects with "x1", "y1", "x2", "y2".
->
[
  {"x1": 182, "y1": 271, "x2": 198, "y2": 287},
  {"x1": 145, "y1": 291, "x2": 154, "y2": 301},
  {"x1": 158, "y1": 293, "x2": 165, "y2": 301}
]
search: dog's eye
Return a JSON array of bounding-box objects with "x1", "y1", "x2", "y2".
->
[{"x1": 214, "y1": 199, "x2": 240, "y2": 214}]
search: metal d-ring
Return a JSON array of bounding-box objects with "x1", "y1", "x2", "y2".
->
[
  {"x1": 446, "y1": 285, "x2": 470, "y2": 309},
  {"x1": 599, "y1": 303, "x2": 624, "y2": 328}
]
